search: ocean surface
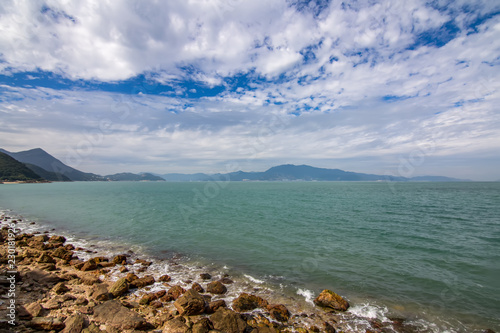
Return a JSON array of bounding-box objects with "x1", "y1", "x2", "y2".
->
[{"x1": 1, "y1": 181, "x2": 499, "y2": 332}]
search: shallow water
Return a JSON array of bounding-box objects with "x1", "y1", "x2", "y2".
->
[{"x1": 1, "y1": 181, "x2": 499, "y2": 331}]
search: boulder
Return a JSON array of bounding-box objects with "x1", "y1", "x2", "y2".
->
[
  {"x1": 125, "y1": 273, "x2": 138, "y2": 283},
  {"x1": 49, "y1": 235, "x2": 66, "y2": 244},
  {"x1": 52, "y1": 282, "x2": 70, "y2": 294},
  {"x1": 61, "y1": 313, "x2": 87, "y2": 333},
  {"x1": 109, "y1": 277, "x2": 129, "y2": 297},
  {"x1": 80, "y1": 274, "x2": 100, "y2": 286},
  {"x1": 174, "y1": 289, "x2": 207, "y2": 315},
  {"x1": 192, "y1": 282, "x2": 205, "y2": 293},
  {"x1": 207, "y1": 299, "x2": 227, "y2": 314},
  {"x1": 129, "y1": 275, "x2": 155, "y2": 288},
  {"x1": 168, "y1": 285, "x2": 186, "y2": 299},
  {"x1": 81, "y1": 260, "x2": 98, "y2": 271},
  {"x1": 313, "y1": 289, "x2": 349, "y2": 311},
  {"x1": 90, "y1": 284, "x2": 111, "y2": 302},
  {"x1": 200, "y1": 273, "x2": 212, "y2": 280},
  {"x1": 37, "y1": 252, "x2": 55, "y2": 264},
  {"x1": 210, "y1": 308, "x2": 248, "y2": 333},
  {"x1": 112, "y1": 254, "x2": 127, "y2": 264},
  {"x1": 220, "y1": 277, "x2": 234, "y2": 284},
  {"x1": 25, "y1": 302, "x2": 44, "y2": 317},
  {"x1": 93, "y1": 299, "x2": 148, "y2": 330},
  {"x1": 159, "y1": 274, "x2": 171, "y2": 282},
  {"x1": 33, "y1": 234, "x2": 49, "y2": 242},
  {"x1": 191, "y1": 317, "x2": 214, "y2": 333},
  {"x1": 232, "y1": 293, "x2": 268, "y2": 312},
  {"x1": 28, "y1": 317, "x2": 65, "y2": 331},
  {"x1": 267, "y1": 304, "x2": 290, "y2": 322},
  {"x1": 207, "y1": 280, "x2": 227, "y2": 294},
  {"x1": 162, "y1": 316, "x2": 190, "y2": 333}
]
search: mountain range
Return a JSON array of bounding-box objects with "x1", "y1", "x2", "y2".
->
[{"x1": 1, "y1": 147, "x2": 467, "y2": 183}]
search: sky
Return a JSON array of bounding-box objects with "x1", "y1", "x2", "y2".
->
[{"x1": 0, "y1": 0, "x2": 499, "y2": 180}]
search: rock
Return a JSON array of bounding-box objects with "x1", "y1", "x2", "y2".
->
[
  {"x1": 28, "y1": 317, "x2": 65, "y2": 330},
  {"x1": 80, "y1": 274, "x2": 100, "y2": 286},
  {"x1": 125, "y1": 273, "x2": 138, "y2": 283},
  {"x1": 65, "y1": 244, "x2": 75, "y2": 250},
  {"x1": 135, "y1": 258, "x2": 152, "y2": 266},
  {"x1": 139, "y1": 293, "x2": 158, "y2": 305},
  {"x1": 313, "y1": 289, "x2": 350, "y2": 312},
  {"x1": 119, "y1": 266, "x2": 128, "y2": 273},
  {"x1": 17, "y1": 305, "x2": 33, "y2": 320},
  {"x1": 159, "y1": 274, "x2": 171, "y2": 282},
  {"x1": 174, "y1": 289, "x2": 207, "y2": 315},
  {"x1": 112, "y1": 254, "x2": 127, "y2": 264},
  {"x1": 150, "y1": 300, "x2": 163, "y2": 308},
  {"x1": 49, "y1": 235, "x2": 66, "y2": 243},
  {"x1": 267, "y1": 304, "x2": 290, "y2": 322},
  {"x1": 200, "y1": 273, "x2": 212, "y2": 280},
  {"x1": 38, "y1": 263, "x2": 57, "y2": 271},
  {"x1": 33, "y1": 234, "x2": 49, "y2": 242},
  {"x1": 90, "y1": 284, "x2": 111, "y2": 301},
  {"x1": 168, "y1": 285, "x2": 186, "y2": 299},
  {"x1": 207, "y1": 281, "x2": 227, "y2": 294},
  {"x1": 52, "y1": 282, "x2": 70, "y2": 294},
  {"x1": 109, "y1": 277, "x2": 129, "y2": 297},
  {"x1": 324, "y1": 321, "x2": 336, "y2": 333},
  {"x1": 191, "y1": 317, "x2": 214, "y2": 333},
  {"x1": 61, "y1": 313, "x2": 87, "y2": 333},
  {"x1": 129, "y1": 275, "x2": 155, "y2": 288},
  {"x1": 232, "y1": 293, "x2": 269, "y2": 312},
  {"x1": 93, "y1": 300, "x2": 148, "y2": 330},
  {"x1": 81, "y1": 322, "x2": 102, "y2": 333},
  {"x1": 81, "y1": 260, "x2": 98, "y2": 271},
  {"x1": 220, "y1": 277, "x2": 234, "y2": 284},
  {"x1": 162, "y1": 316, "x2": 190, "y2": 333},
  {"x1": 25, "y1": 302, "x2": 44, "y2": 317},
  {"x1": 192, "y1": 282, "x2": 205, "y2": 293},
  {"x1": 210, "y1": 308, "x2": 249, "y2": 333},
  {"x1": 38, "y1": 252, "x2": 56, "y2": 264},
  {"x1": 207, "y1": 300, "x2": 227, "y2": 314}
]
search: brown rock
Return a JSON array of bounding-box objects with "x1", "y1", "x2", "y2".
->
[
  {"x1": 135, "y1": 258, "x2": 152, "y2": 266},
  {"x1": 119, "y1": 266, "x2": 128, "y2": 273},
  {"x1": 191, "y1": 317, "x2": 214, "y2": 333},
  {"x1": 267, "y1": 304, "x2": 290, "y2": 322},
  {"x1": 192, "y1": 282, "x2": 205, "y2": 293},
  {"x1": 38, "y1": 252, "x2": 56, "y2": 264},
  {"x1": 90, "y1": 284, "x2": 111, "y2": 301},
  {"x1": 159, "y1": 274, "x2": 171, "y2": 282},
  {"x1": 38, "y1": 263, "x2": 57, "y2": 271},
  {"x1": 129, "y1": 275, "x2": 155, "y2": 288},
  {"x1": 28, "y1": 317, "x2": 65, "y2": 330},
  {"x1": 210, "y1": 308, "x2": 248, "y2": 333},
  {"x1": 93, "y1": 300, "x2": 148, "y2": 330},
  {"x1": 207, "y1": 280, "x2": 227, "y2": 294},
  {"x1": 125, "y1": 273, "x2": 138, "y2": 283},
  {"x1": 25, "y1": 302, "x2": 44, "y2": 317},
  {"x1": 81, "y1": 322, "x2": 102, "y2": 333},
  {"x1": 324, "y1": 321, "x2": 337, "y2": 333},
  {"x1": 162, "y1": 316, "x2": 190, "y2": 333},
  {"x1": 150, "y1": 300, "x2": 163, "y2": 308},
  {"x1": 80, "y1": 274, "x2": 100, "y2": 286},
  {"x1": 61, "y1": 313, "x2": 87, "y2": 333},
  {"x1": 313, "y1": 289, "x2": 350, "y2": 312},
  {"x1": 112, "y1": 254, "x2": 127, "y2": 264},
  {"x1": 49, "y1": 235, "x2": 66, "y2": 243},
  {"x1": 139, "y1": 293, "x2": 157, "y2": 305},
  {"x1": 52, "y1": 281, "x2": 70, "y2": 294},
  {"x1": 174, "y1": 289, "x2": 207, "y2": 315},
  {"x1": 109, "y1": 277, "x2": 129, "y2": 297},
  {"x1": 232, "y1": 293, "x2": 268, "y2": 312},
  {"x1": 200, "y1": 273, "x2": 212, "y2": 280},
  {"x1": 168, "y1": 285, "x2": 186, "y2": 299},
  {"x1": 220, "y1": 277, "x2": 234, "y2": 284},
  {"x1": 207, "y1": 299, "x2": 227, "y2": 314},
  {"x1": 81, "y1": 260, "x2": 98, "y2": 271},
  {"x1": 33, "y1": 234, "x2": 49, "y2": 242}
]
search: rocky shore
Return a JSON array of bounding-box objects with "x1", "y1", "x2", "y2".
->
[{"x1": 0, "y1": 213, "x2": 496, "y2": 333}]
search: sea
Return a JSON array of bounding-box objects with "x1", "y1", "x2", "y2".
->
[{"x1": 1, "y1": 181, "x2": 499, "y2": 332}]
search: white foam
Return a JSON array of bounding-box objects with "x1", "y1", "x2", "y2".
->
[
  {"x1": 244, "y1": 274, "x2": 264, "y2": 284},
  {"x1": 348, "y1": 303, "x2": 389, "y2": 320},
  {"x1": 296, "y1": 288, "x2": 315, "y2": 305}
]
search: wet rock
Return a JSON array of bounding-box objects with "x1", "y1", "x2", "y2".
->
[
  {"x1": 168, "y1": 285, "x2": 186, "y2": 300},
  {"x1": 150, "y1": 300, "x2": 163, "y2": 308},
  {"x1": 174, "y1": 289, "x2": 207, "y2": 315},
  {"x1": 191, "y1": 317, "x2": 214, "y2": 333},
  {"x1": 49, "y1": 235, "x2": 66, "y2": 244},
  {"x1": 159, "y1": 274, "x2": 171, "y2": 282},
  {"x1": 220, "y1": 277, "x2": 234, "y2": 284},
  {"x1": 162, "y1": 316, "x2": 190, "y2": 333},
  {"x1": 267, "y1": 304, "x2": 290, "y2": 322},
  {"x1": 125, "y1": 273, "x2": 138, "y2": 283},
  {"x1": 33, "y1": 234, "x2": 49, "y2": 242},
  {"x1": 129, "y1": 275, "x2": 155, "y2": 288},
  {"x1": 61, "y1": 313, "x2": 87, "y2": 333},
  {"x1": 232, "y1": 293, "x2": 269, "y2": 312},
  {"x1": 324, "y1": 321, "x2": 336, "y2": 333},
  {"x1": 313, "y1": 289, "x2": 350, "y2": 312},
  {"x1": 207, "y1": 299, "x2": 227, "y2": 314},
  {"x1": 93, "y1": 300, "x2": 149, "y2": 330},
  {"x1": 112, "y1": 254, "x2": 127, "y2": 264},
  {"x1": 210, "y1": 308, "x2": 249, "y2": 333},
  {"x1": 52, "y1": 281, "x2": 70, "y2": 294},
  {"x1": 207, "y1": 280, "x2": 227, "y2": 294},
  {"x1": 28, "y1": 317, "x2": 65, "y2": 331},
  {"x1": 140, "y1": 293, "x2": 158, "y2": 305},
  {"x1": 200, "y1": 273, "x2": 212, "y2": 280},
  {"x1": 90, "y1": 284, "x2": 111, "y2": 302},
  {"x1": 81, "y1": 260, "x2": 98, "y2": 271},
  {"x1": 37, "y1": 252, "x2": 55, "y2": 264},
  {"x1": 192, "y1": 282, "x2": 205, "y2": 293},
  {"x1": 119, "y1": 266, "x2": 128, "y2": 273},
  {"x1": 109, "y1": 277, "x2": 129, "y2": 297},
  {"x1": 135, "y1": 258, "x2": 152, "y2": 266},
  {"x1": 65, "y1": 244, "x2": 75, "y2": 250}
]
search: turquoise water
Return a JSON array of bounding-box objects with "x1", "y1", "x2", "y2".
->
[{"x1": 1, "y1": 181, "x2": 499, "y2": 331}]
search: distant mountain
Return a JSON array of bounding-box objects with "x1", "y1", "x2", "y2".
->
[
  {"x1": 0, "y1": 148, "x2": 104, "y2": 181},
  {"x1": 409, "y1": 175, "x2": 465, "y2": 182},
  {"x1": 105, "y1": 172, "x2": 165, "y2": 181},
  {"x1": 0, "y1": 152, "x2": 45, "y2": 182},
  {"x1": 160, "y1": 173, "x2": 215, "y2": 181},
  {"x1": 24, "y1": 163, "x2": 72, "y2": 182}
]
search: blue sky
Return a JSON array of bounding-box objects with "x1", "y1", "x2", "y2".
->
[{"x1": 1, "y1": 0, "x2": 499, "y2": 180}]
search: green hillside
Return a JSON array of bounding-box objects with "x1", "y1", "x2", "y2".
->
[{"x1": 0, "y1": 152, "x2": 45, "y2": 182}]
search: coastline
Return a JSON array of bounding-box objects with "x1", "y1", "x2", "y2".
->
[{"x1": 0, "y1": 209, "x2": 497, "y2": 333}]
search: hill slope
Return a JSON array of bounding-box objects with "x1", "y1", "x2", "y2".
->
[
  {"x1": 105, "y1": 172, "x2": 165, "y2": 181},
  {"x1": 0, "y1": 152, "x2": 44, "y2": 182},
  {"x1": 0, "y1": 148, "x2": 103, "y2": 181}
]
